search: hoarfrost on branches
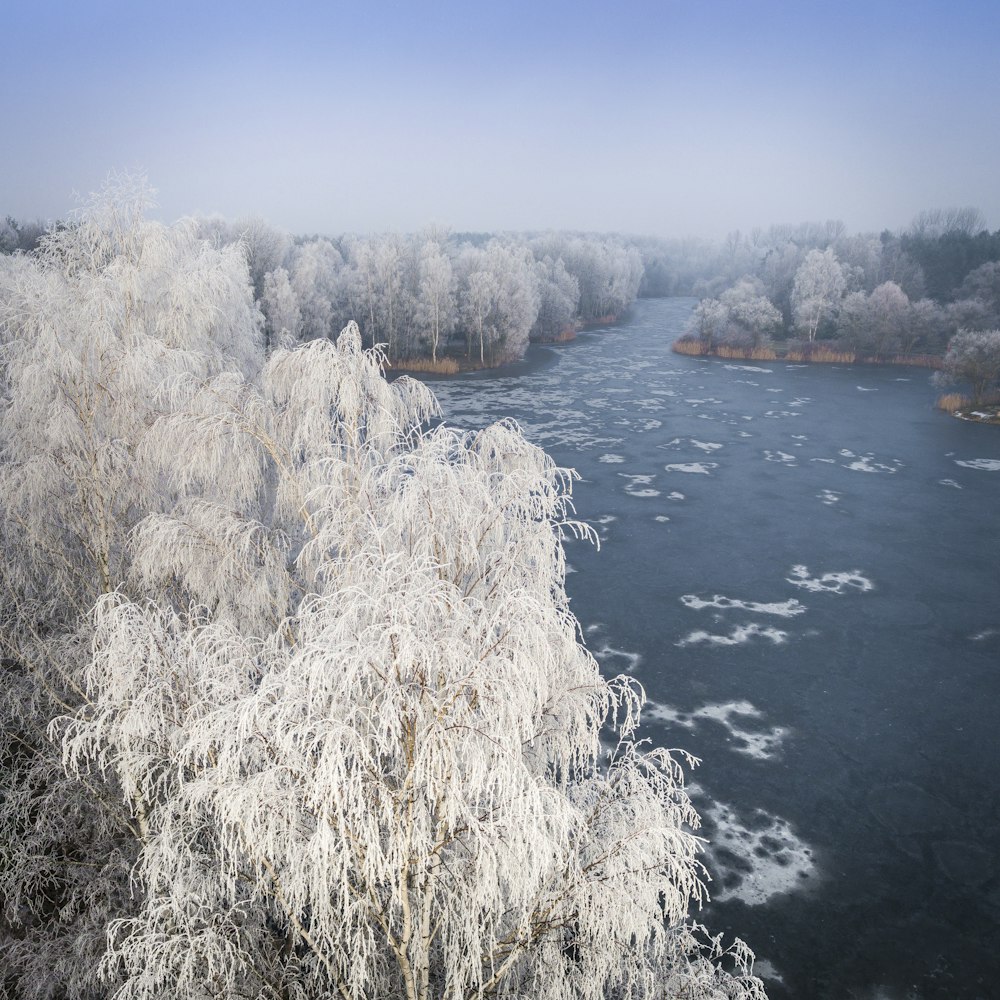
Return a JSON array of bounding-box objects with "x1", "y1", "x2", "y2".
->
[{"x1": 1, "y1": 178, "x2": 765, "y2": 1000}]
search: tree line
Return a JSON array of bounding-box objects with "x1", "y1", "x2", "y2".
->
[
  {"x1": 640, "y1": 211, "x2": 1000, "y2": 368},
  {"x1": 0, "y1": 180, "x2": 765, "y2": 998},
  {"x1": 1, "y1": 210, "x2": 644, "y2": 370}
]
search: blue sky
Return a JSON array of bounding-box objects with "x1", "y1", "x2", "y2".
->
[{"x1": 3, "y1": 0, "x2": 999, "y2": 238}]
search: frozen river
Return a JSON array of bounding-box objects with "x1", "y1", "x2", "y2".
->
[{"x1": 413, "y1": 297, "x2": 1000, "y2": 1000}]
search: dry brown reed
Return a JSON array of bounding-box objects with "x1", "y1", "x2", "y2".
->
[
  {"x1": 391, "y1": 357, "x2": 461, "y2": 375},
  {"x1": 714, "y1": 345, "x2": 779, "y2": 361},
  {"x1": 784, "y1": 346, "x2": 857, "y2": 364},
  {"x1": 672, "y1": 339, "x2": 707, "y2": 356},
  {"x1": 936, "y1": 393, "x2": 971, "y2": 413}
]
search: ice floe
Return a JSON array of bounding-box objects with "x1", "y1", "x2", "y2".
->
[
  {"x1": 787, "y1": 565, "x2": 873, "y2": 594},
  {"x1": 644, "y1": 699, "x2": 790, "y2": 761},
  {"x1": 597, "y1": 453, "x2": 626, "y2": 463},
  {"x1": 677, "y1": 623, "x2": 789, "y2": 647},
  {"x1": 839, "y1": 448, "x2": 900, "y2": 473},
  {"x1": 664, "y1": 462, "x2": 718, "y2": 474},
  {"x1": 700, "y1": 798, "x2": 817, "y2": 906},
  {"x1": 939, "y1": 478, "x2": 962, "y2": 488},
  {"x1": 955, "y1": 458, "x2": 1000, "y2": 471},
  {"x1": 617, "y1": 472, "x2": 661, "y2": 497},
  {"x1": 817, "y1": 489, "x2": 841, "y2": 505},
  {"x1": 680, "y1": 594, "x2": 807, "y2": 618},
  {"x1": 662, "y1": 437, "x2": 722, "y2": 453},
  {"x1": 763, "y1": 450, "x2": 797, "y2": 465},
  {"x1": 723, "y1": 364, "x2": 773, "y2": 373}
]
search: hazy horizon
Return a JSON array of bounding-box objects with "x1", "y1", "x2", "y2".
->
[{"x1": 4, "y1": 0, "x2": 999, "y2": 240}]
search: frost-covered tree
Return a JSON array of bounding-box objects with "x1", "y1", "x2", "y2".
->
[
  {"x1": 414, "y1": 240, "x2": 456, "y2": 363},
  {"x1": 791, "y1": 248, "x2": 846, "y2": 341},
  {"x1": 55, "y1": 321, "x2": 763, "y2": 1000},
  {"x1": 531, "y1": 256, "x2": 580, "y2": 342},
  {"x1": 936, "y1": 329, "x2": 1000, "y2": 403},
  {"x1": 3, "y1": 183, "x2": 764, "y2": 1000},
  {"x1": 261, "y1": 265, "x2": 302, "y2": 343},
  {"x1": 0, "y1": 175, "x2": 263, "y2": 999},
  {"x1": 718, "y1": 279, "x2": 782, "y2": 348}
]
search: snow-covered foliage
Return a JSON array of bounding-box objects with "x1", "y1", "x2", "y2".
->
[
  {"x1": 935, "y1": 328, "x2": 1000, "y2": 402},
  {"x1": 1, "y1": 180, "x2": 765, "y2": 1000}
]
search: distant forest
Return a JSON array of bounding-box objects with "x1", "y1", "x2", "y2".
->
[{"x1": 4, "y1": 205, "x2": 1000, "y2": 367}]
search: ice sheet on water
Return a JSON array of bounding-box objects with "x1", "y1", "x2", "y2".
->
[
  {"x1": 817, "y1": 489, "x2": 841, "y2": 505},
  {"x1": 654, "y1": 515, "x2": 670, "y2": 522},
  {"x1": 680, "y1": 594, "x2": 807, "y2": 618},
  {"x1": 787, "y1": 565, "x2": 873, "y2": 593},
  {"x1": 723, "y1": 364, "x2": 773, "y2": 373},
  {"x1": 856, "y1": 386, "x2": 878, "y2": 392},
  {"x1": 597, "y1": 453, "x2": 625, "y2": 463},
  {"x1": 763, "y1": 450, "x2": 797, "y2": 465},
  {"x1": 661, "y1": 438, "x2": 722, "y2": 453},
  {"x1": 664, "y1": 462, "x2": 718, "y2": 474},
  {"x1": 839, "y1": 449, "x2": 900, "y2": 473},
  {"x1": 616, "y1": 473, "x2": 660, "y2": 496},
  {"x1": 699, "y1": 797, "x2": 817, "y2": 906},
  {"x1": 764, "y1": 410, "x2": 801, "y2": 419},
  {"x1": 585, "y1": 623, "x2": 642, "y2": 673},
  {"x1": 939, "y1": 478, "x2": 962, "y2": 488},
  {"x1": 667, "y1": 491, "x2": 685, "y2": 500},
  {"x1": 644, "y1": 699, "x2": 789, "y2": 761},
  {"x1": 676, "y1": 623, "x2": 788, "y2": 647},
  {"x1": 955, "y1": 458, "x2": 1000, "y2": 470}
]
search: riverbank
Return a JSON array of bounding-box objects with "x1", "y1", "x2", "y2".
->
[
  {"x1": 672, "y1": 338, "x2": 943, "y2": 369},
  {"x1": 389, "y1": 314, "x2": 622, "y2": 375}
]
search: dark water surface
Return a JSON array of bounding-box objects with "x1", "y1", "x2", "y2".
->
[{"x1": 417, "y1": 298, "x2": 1000, "y2": 1000}]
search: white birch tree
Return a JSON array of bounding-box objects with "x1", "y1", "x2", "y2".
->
[
  {"x1": 2, "y1": 181, "x2": 765, "y2": 1000},
  {"x1": 791, "y1": 248, "x2": 846, "y2": 342},
  {"x1": 415, "y1": 241, "x2": 456, "y2": 364}
]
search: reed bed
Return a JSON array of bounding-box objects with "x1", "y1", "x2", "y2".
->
[
  {"x1": 391, "y1": 356, "x2": 461, "y2": 375},
  {"x1": 784, "y1": 346, "x2": 857, "y2": 364},
  {"x1": 713, "y1": 344, "x2": 778, "y2": 361},
  {"x1": 936, "y1": 393, "x2": 971, "y2": 413}
]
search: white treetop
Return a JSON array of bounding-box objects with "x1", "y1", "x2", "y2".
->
[
  {"x1": 791, "y1": 248, "x2": 846, "y2": 342},
  {"x1": 2, "y1": 180, "x2": 765, "y2": 1000}
]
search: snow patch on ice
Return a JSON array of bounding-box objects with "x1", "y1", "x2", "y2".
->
[
  {"x1": 644, "y1": 699, "x2": 789, "y2": 761},
  {"x1": 955, "y1": 458, "x2": 1000, "y2": 471},
  {"x1": 664, "y1": 462, "x2": 718, "y2": 475},
  {"x1": 680, "y1": 594, "x2": 807, "y2": 618},
  {"x1": 617, "y1": 473, "x2": 661, "y2": 497},
  {"x1": 787, "y1": 566, "x2": 873, "y2": 594},
  {"x1": 677, "y1": 623, "x2": 788, "y2": 647},
  {"x1": 701, "y1": 799, "x2": 817, "y2": 906},
  {"x1": 591, "y1": 642, "x2": 642, "y2": 673},
  {"x1": 970, "y1": 628, "x2": 998, "y2": 641}
]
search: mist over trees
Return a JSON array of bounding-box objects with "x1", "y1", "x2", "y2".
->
[
  {"x1": 637, "y1": 211, "x2": 1000, "y2": 363},
  {"x1": 194, "y1": 221, "x2": 643, "y2": 369},
  {"x1": 0, "y1": 182, "x2": 765, "y2": 999}
]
